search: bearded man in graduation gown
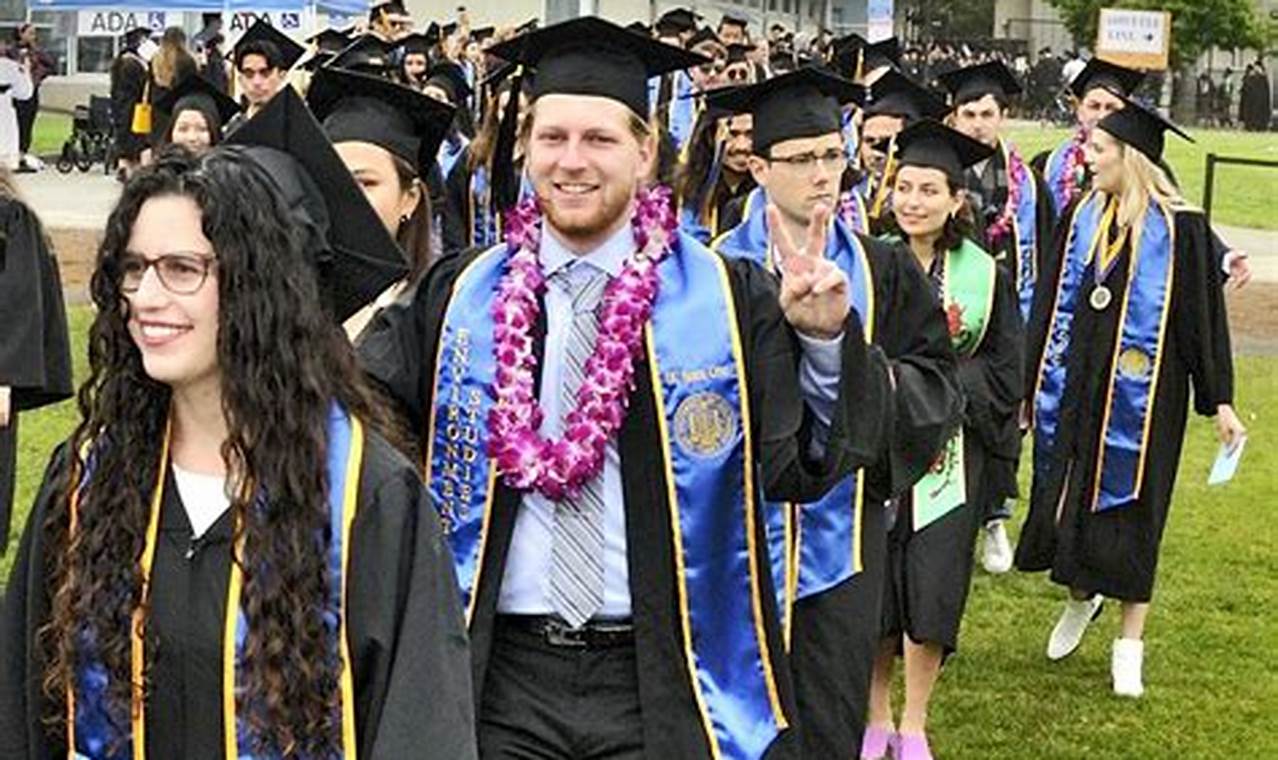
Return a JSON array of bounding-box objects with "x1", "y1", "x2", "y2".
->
[
  {"x1": 708, "y1": 67, "x2": 960, "y2": 758},
  {"x1": 357, "y1": 18, "x2": 898, "y2": 760}
]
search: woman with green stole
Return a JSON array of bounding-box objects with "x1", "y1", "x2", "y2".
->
[
  {"x1": 863, "y1": 120, "x2": 1024, "y2": 760},
  {"x1": 1015, "y1": 98, "x2": 1245, "y2": 699},
  {"x1": 0, "y1": 94, "x2": 477, "y2": 759}
]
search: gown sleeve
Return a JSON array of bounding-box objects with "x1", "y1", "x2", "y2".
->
[
  {"x1": 958, "y1": 266, "x2": 1024, "y2": 458},
  {"x1": 871, "y1": 239, "x2": 965, "y2": 494},
  {"x1": 1171, "y1": 210, "x2": 1234, "y2": 414},
  {"x1": 441, "y1": 156, "x2": 471, "y2": 255},
  {"x1": 348, "y1": 436, "x2": 477, "y2": 760}
]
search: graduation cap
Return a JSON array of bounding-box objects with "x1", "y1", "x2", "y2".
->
[
  {"x1": 515, "y1": 18, "x2": 539, "y2": 35},
  {"x1": 222, "y1": 87, "x2": 407, "y2": 322},
  {"x1": 369, "y1": 0, "x2": 408, "y2": 21},
  {"x1": 1095, "y1": 96, "x2": 1193, "y2": 162},
  {"x1": 154, "y1": 73, "x2": 241, "y2": 128},
  {"x1": 627, "y1": 21, "x2": 651, "y2": 36},
  {"x1": 1068, "y1": 57, "x2": 1144, "y2": 99},
  {"x1": 686, "y1": 26, "x2": 724, "y2": 52},
  {"x1": 306, "y1": 27, "x2": 351, "y2": 54},
  {"x1": 831, "y1": 32, "x2": 866, "y2": 78},
  {"x1": 862, "y1": 37, "x2": 901, "y2": 71},
  {"x1": 299, "y1": 52, "x2": 337, "y2": 72},
  {"x1": 655, "y1": 8, "x2": 700, "y2": 36},
  {"x1": 893, "y1": 118, "x2": 994, "y2": 182},
  {"x1": 471, "y1": 26, "x2": 495, "y2": 43},
  {"x1": 234, "y1": 19, "x2": 305, "y2": 71},
  {"x1": 863, "y1": 69, "x2": 948, "y2": 122},
  {"x1": 424, "y1": 61, "x2": 472, "y2": 105},
  {"x1": 487, "y1": 16, "x2": 708, "y2": 118},
  {"x1": 720, "y1": 12, "x2": 749, "y2": 30},
  {"x1": 308, "y1": 66, "x2": 456, "y2": 175},
  {"x1": 937, "y1": 60, "x2": 1023, "y2": 105},
  {"x1": 709, "y1": 66, "x2": 863, "y2": 154},
  {"x1": 328, "y1": 34, "x2": 394, "y2": 75},
  {"x1": 726, "y1": 43, "x2": 755, "y2": 65},
  {"x1": 480, "y1": 60, "x2": 520, "y2": 92},
  {"x1": 441, "y1": 22, "x2": 459, "y2": 38},
  {"x1": 394, "y1": 31, "x2": 435, "y2": 57}
]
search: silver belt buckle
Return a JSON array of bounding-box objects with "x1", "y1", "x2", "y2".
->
[{"x1": 543, "y1": 618, "x2": 588, "y2": 648}]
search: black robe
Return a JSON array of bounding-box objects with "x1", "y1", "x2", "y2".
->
[
  {"x1": 108, "y1": 52, "x2": 149, "y2": 161},
  {"x1": 0, "y1": 198, "x2": 72, "y2": 551},
  {"x1": 881, "y1": 251, "x2": 1023, "y2": 654},
  {"x1": 1015, "y1": 207, "x2": 1233, "y2": 602},
  {"x1": 441, "y1": 147, "x2": 521, "y2": 255},
  {"x1": 356, "y1": 244, "x2": 896, "y2": 759},
  {"x1": 786, "y1": 236, "x2": 962, "y2": 758},
  {"x1": 0, "y1": 432, "x2": 478, "y2": 759}
]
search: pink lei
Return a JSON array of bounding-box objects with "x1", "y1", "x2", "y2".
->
[
  {"x1": 487, "y1": 186, "x2": 678, "y2": 501},
  {"x1": 985, "y1": 145, "x2": 1028, "y2": 246},
  {"x1": 1057, "y1": 127, "x2": 1089, "y2": 207}
]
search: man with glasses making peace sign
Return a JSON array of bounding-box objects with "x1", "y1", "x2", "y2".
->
[{"x1": 711, "y1": 67, "x2": 960, "y2": 759}]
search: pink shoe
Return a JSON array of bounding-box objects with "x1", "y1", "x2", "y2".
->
[
  {"x1": 896, "y1": 732, "x2": 933, "y2": 760},
  {"x1": 860, "y1": 725, "x2": 895, "y2": 759}
]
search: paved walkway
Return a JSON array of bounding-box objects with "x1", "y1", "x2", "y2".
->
[{"x1": 12, "y1": 168, "x2": 1278, "y2": 281}]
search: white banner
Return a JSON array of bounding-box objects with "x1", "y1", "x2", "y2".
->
[
  {"x1": 222, "y1": 10, "x2": 309, "y2": 48},
  {"x1": 76, "y1": 10, "x2": 178, "y2": 38}
]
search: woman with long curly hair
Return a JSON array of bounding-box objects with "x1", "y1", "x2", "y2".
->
[
  {"x1": 0, "y1": 140, "x2": 477, "y2": 756},
  {"x1": 864, "y1": 120, "x2": 1023, "y2": 760}
]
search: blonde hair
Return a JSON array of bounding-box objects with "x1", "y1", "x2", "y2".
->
[{"x1": 1099, "y1": 143, "x2": 1192, "y2": 244}]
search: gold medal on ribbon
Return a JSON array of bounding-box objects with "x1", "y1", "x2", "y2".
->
[{"x1": 1090, "y1": 284, "x2": 1112, "y2": 311}]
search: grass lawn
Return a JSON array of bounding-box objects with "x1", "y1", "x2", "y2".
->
[
  {"x1": 1005, "y1": 124, "x2": 1278, "y2": 231},
  {"x1": 32, "y1": 110, "x2": 72, "y2": 159},
  {"x1": 3, "y1": 308, "x2": 1275, "y2": 758}
]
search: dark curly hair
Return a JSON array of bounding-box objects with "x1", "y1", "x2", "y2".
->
[
  {"x1": 877, "y1": 167, "x2": 978, "y2": 257},
  {"x1": 39, "y1": 147, "x2": 392, "y2": 757}
]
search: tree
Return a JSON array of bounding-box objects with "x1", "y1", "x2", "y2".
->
[{"x1": 1046, "y1": 0, "x2": 1269, "y2": 68}]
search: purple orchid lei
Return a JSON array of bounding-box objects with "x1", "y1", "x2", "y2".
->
[
  {"x1": 1057, "y1": 126, "x2": 1089, "y2": 207},
  {"x1": 487, "y1": 185, "x2": 678, "y2": 501},
  {"x1": 986, "y1": 145, "x2": 1028, "y2": 246}
]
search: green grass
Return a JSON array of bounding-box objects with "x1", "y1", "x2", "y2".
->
[
  {"x1": 32, "y1": 110, "x2": 73, "y2": 158},
  {"x1": 1005, "y1": 124, "x2": 1278, "y2": 231},
  {"x1": 4, "y1": 309, "x2": 1276, "y2": 758}
]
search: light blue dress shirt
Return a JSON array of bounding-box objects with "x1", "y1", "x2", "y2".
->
[{"x1": 497, "y1": 224, "x2": 845, "y2": 618}]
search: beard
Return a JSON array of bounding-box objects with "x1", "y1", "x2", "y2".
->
[{"x1": 539, "y1": 177, "x2": 636, "y2": 244}]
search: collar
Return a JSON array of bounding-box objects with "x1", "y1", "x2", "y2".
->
[{"x1": 541, "y1": 219, "x2": 635, "y2": 279}]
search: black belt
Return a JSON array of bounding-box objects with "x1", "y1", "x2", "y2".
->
[{"x1": 498, "y1": 614, "x2": 635, "y2": 650}]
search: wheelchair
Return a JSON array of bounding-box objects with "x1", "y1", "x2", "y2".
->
[{"x1": 56, "y1": 96, "x2": 114, "y2": 174}]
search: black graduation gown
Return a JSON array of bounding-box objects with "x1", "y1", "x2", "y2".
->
[
  {"x1": 787, "y1": 236, "x2": 962, "y2": 758},
  {"x1": 441, "y1": 147, "x2": 498, "y2": 255},
  {"x1": 0, "y1": 432, "x2": 478, "y2": 759},
  {"x1": 711, "y1": 174, "x2": 756, "y2": 236},
  {"x1": 880, "y1": 252, "x2": 1023, "y2": 654},
  {"x1": 1015, "y1": 208, "x2": 1233, "y2": 602},
  {"x1": 0, "y1": 198, "x2": 72, "y2": 552},
  {"x1": 356, "y1": 245, "x2": 896, "y2": 759},
  {"x1": 109, "y1": 53, "x2": 149, "y2": 161}
]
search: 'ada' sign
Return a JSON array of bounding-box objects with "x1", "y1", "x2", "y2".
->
[{"x1": 76, "y1": 10, "x2": 173, "y2": 38}]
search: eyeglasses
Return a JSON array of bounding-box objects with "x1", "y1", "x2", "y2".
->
[
  {"x1": 698, "y1": 60, "x2": 727, "y2": 75},
  {"x1": 118, "y1": 252, "x2": 217, "y2": 295},
  {"x1": 726, "y1": 67, "x2": 751, "y2": 82},
  {"x1": 768, "y1": 148, "x2": 847, "y2": 174}
]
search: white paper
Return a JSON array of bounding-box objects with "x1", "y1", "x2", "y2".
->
[{"x1": 1207, "y1": 435, "x2": 1246, "y2": 486}]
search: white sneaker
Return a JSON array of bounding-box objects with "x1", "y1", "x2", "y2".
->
[
  {"x1": 981, "y1": 520, "x2": 1013, "y2": 574},
  {"x1": 1112, "y1": 638, "x2": 1145, "y2": 698},
  {"x1": 1047, "y1": 594, "x2": 1103, "y2": 660}
]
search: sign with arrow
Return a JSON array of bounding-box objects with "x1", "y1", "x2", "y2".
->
[{"x1": 1096, "y1": 8, "x2": 1171, "y2": 71}]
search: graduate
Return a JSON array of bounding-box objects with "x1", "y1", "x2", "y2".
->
[
  {"x1": 673, "y1": 104, "x2": 756, "y2": 242},
  {"x1": 394, "y1": 30, "x2": 435, "y2": 90},
  {"x1": 1015, "y1": 98, "x2": 1244, "y2": 697},
  {"x1": 357, "y1": 17, "x2": 896, "y2": 759},
  {"x1": 421, "y1": 60, "x2": 476, "y2": 173},
  {"x1": 0, "y1": 91, "x2": 477, "y2": 758},
  {"x1": 854, "y1": 70, "x2": 948, "y2": 229},
  {"x1": 864, "y1": 120, "x2": 1023, "y2": 760},
  {"x1": 307, "y1": 67, "x2": 456, "y2": 336},
  {"x1": 224, "y1": 19, "x2": 304, "y2": 134},
  {"x1": 153, "y1": 73, "x2": 240, "y2": 155},
  {"x1": 708, "y1": 68, "x2": 961, "y2": 760},
  {"x1": 0, "y1": 170, "x2": 72, "y2": 552},
  {"x1": 937, "y1": 59, "x2": 1053, "y2": 572}
]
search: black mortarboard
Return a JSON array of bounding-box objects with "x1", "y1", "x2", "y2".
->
[
  {"x1": 709, "y1": 66, "x2": 863, "y2": 154},
  {"x1": 863, "y1": 69, "x2": 948, "y2": 121},
  {"x1": 726, "y1": 43, "x2": 755, "y2": 65},
  {"x1": 937, "y1": 60, "x2": 1023, "y2": 105},
  {"x1": 299, "y1": 52, "x2": 336, "y2": 72},
  {"x1": 222, "y1": 87, "x2": 406, "y2": 322},
  {"x1": 863, "y1": 37, "x2": 900, "y2": 71},
  {"x1": 328, "y1": 34, "x2": 394, "y2": 75},
  {"x1": 515, "y1": 18, "x2": 539, "y2": 35},
  {"x1": 234, "y1": 19, "x2": 305, "y2": 70},
  {"x1": 369, "y1": 0, "x2": 407, "y2": 20},
  {"x1": 480, "y1": 61, "x2": 520, "y2": 91},
  {"x1": 1068, "y1": 57, "x2": 1144, "y2": 99},
  {"x1": 306, "y1": 28, "x2": 351, "y2": 54},
  {"x1": 655, "y1": 8, "x2": 700, "y2": 35},
  {"x1": 154, "y1": 73, "x2": 241, "y2": 126},
  {"x1": 442, "y1": 22, "x2": 459, "y2": 38},
  {"x1": 424, "y1": 61, "x2": 473, "y2": 105},
  {"x1": 487, "y1": 17, "x2": 708, "y2": 118},
  {"x1": 720, "y1": 12, "x2": 749, "y2": 29},
  {"x1": 686, "y1": 26, "x2": 724, "y2": 51},
  {"x1": 1096, "y1": 96, "x2": 1193, "y2": 162},
  {"x1": 831, "y1": 32, "x2": 866, "y2": 78},
  {"x1": 471, "y1": 26, "x2": 495, "y2": 43},
  {"x1": 627, "y1": 21, "x2": 650, "y2": 35},
  {"x1": 395, "y1": 32, "x2": 435, "y2": 56},
  {"x1": 308, "y1": 66, "x2": 456, "y2": 175},
  {"x1": 893, "y1": 118, "x2": 994, "y2": 181}
]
